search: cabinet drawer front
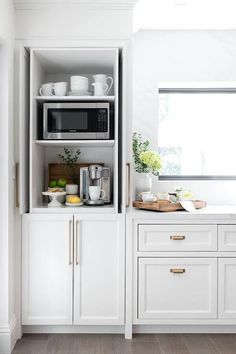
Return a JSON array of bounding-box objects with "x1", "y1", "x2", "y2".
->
[
  {"x1": 138, "y1": 225, "x2": 217, "y2": 252},
  {"x1": 218, "y1": 225, "x2": 236, "y2": 251},
  {"x1": 138, "y1": 258, "x2": 217, "y2": 320}
]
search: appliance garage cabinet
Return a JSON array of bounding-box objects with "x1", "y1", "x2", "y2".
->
[
  {"x1": 22, "y1": 214, "x2": 125, "y2": 325},
  {"x1": 18, "y1": 46, "x2": 127, "y2": 331},
  {"x1": 126, "y1": 215, "x2": 236, "y2": 337}
]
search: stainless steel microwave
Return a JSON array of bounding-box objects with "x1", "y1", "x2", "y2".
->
[{"x1": 43, "y1": 102, "x2": 111, "y2": 140}]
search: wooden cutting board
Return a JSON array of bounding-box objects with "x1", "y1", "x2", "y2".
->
[{"x1": 133, "y1": 200, "x2": 206, "y2": 212}]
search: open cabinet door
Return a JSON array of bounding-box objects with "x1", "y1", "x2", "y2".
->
[{"x1": 17, "y1": 46, "x2": 30, "y2": 214}]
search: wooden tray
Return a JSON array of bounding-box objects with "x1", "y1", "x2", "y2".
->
[
  {"x1": 48, "y1": 163, "x2": 103, "y2": 184},
  {"x1": 133, "y1": 200, "x2": 206, "y2": 212}
]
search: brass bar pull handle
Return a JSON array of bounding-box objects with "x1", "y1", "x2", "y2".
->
[
  {"x1": 76, "y1": 220, "x2": 79, "y2": 265},
  {"x1": 126, "y1": 163, "x2": 131, "y2": 208},
  {"x1": 170, "y1": 235, "x2": 185, "y2": 240},
  {"x1": 15, "y1": 162, "x2": 19, "y2": 208},
  {"x1": 69, "y1": 220, "x2": 72, "y2": 265},
  {"x1": 170, "y1": 268, "x2": 185, "y2": 274}
]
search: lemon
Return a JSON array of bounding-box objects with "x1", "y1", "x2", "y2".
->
[{"x1": 68, "y1": 196, "x2": 81, "y2": 204}]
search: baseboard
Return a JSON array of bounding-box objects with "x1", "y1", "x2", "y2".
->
[
  {"x1": 133, "y1": 324, "x2": 236, "y2": 334},
  {"x1": 23, "y1": 325, "x2": 125, "y2": 334},
  {"x1": 0, "y1": 315, "x2": 19, "y2": 354}
]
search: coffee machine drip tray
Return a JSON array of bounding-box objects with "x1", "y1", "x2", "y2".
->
[{"x1": 85, "y1": 199, "x2": 105, "y2": 206}]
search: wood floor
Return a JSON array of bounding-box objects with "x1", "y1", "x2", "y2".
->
[{"x1": 12, "y1": 333, "x2": 236, "y2": 354}]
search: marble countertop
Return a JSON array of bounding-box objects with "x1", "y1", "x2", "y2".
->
[{"x1": 128, "y1": 205, "x2": 236, "y2": 221}]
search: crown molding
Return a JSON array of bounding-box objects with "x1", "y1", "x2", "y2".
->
[{"x1": 14, "y1": 0, "x2": 139, "y2": 11}]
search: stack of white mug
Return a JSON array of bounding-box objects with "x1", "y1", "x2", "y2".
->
[{"x1": 39, "y1": 82, "x2": 68, "y2": 96}]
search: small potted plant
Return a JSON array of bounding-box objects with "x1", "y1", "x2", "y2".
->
[
  {"x1": 58, "y1": 147, "x2": 81, "y2": 195},
  {"x1": 132, "y1": 132, "x2": 162, "y2": 198}
]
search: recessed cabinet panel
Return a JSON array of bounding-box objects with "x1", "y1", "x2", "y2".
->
[
  {"x1": 218, "y1": 225, "x2": 236, "y2": 251},
  {"x1": 138, "y1": 258, "x2": 217, "y2": 320},
  {"x1": 22, "y1": 214, "x2": 73, "y2": 325},
  {"x1": 218, "y1": 258, "x2": 236, "y2": 318},
  {"x1": 73, "y1": 215, "x2": 125, "y2": 324},
  {"x1": 138, "y1": 225, "x2": 217, "y2": 252}
]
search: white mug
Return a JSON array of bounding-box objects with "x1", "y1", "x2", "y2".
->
[
  {"x1": 93, "y1": 74, "x2": 113, "y2": 94},
  {"x1": 139, "y1": 192, "x2": 157, "y2": 202},
  {"x1": 39, "y1": 83, "x2": 54, "y2": 96},
  {"x1": 53, "y1": 82, "x2": 68, "y2": 96},
  {"x1": 70, "y1": 76, "x2": 89, "y2": 92},
  {"x1": 92, "y1": 82, "x2": 109, "y2": 96},
  {"x1": 89, "y1": 186, "x2": 105, "y2": 201}
]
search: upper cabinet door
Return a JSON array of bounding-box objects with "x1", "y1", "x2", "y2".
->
[
  {"x1": 73, "y1": 214, "x2": 125, "y2": 325},
  {"x1": 22, "y1": 214, "x2": 73, "y2": 325},
  {"x1": 18, "y1": 46, "x2": 30, "y2": 214}
]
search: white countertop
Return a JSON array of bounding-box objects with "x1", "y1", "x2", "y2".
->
[{"x1": 129, "y1": 205, "x2": 236, "y2": 222}]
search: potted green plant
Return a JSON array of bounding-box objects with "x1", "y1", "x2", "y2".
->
[
  {"x1": 58, "y1": 147, "x2": 81, "y2": 194},
  {"x1": 132, "y1": 132, "x2": 162, "y2": 198}
]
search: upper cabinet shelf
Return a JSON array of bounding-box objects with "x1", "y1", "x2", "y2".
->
[{"x1": 35, "y1": 95, "x2": 115, "y2": 102}]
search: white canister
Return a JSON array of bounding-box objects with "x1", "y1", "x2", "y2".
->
[{"x1": 66, "y1": 184, "x2": 78, "y2": 195}]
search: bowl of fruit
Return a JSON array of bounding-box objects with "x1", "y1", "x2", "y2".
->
[{"x1": 42, "y1": 178, "x2": 68, "y2": 207}]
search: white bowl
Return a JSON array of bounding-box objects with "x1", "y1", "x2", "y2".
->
[{"x1": 71, "y1": 76, "x2": 88, "y2": 82}]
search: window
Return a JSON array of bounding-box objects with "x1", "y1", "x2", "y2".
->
[{"x1": 158, "y1": 86, "x2": 236, "y2": 179}]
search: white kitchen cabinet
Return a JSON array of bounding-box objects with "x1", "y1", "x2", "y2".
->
[
  {"x1": 73, "y1": 214, "x2": 125, "y2": 324},
  {"x1": 22, "y1": 214, "x2": 73, "y2": 325},
  {"x1": 218, "y1": 225, "x2": 236, "y2": 251},
  {"x1": 138, "y1": 258, "x2": 217, "y2": 320},
  {"x1": 22, "y1": 213, "x2": 125, "y2": 326},
  {"x1": 218, "y1": 258, "x2": 236, "y2": 318}
]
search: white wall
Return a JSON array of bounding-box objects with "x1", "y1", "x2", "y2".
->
[
  {"x1": 133, "y1": 30, "x2": 236, "y2": 204},
  {"x1": 134, "y1": 0, "x2": 236, "y2": 31},
  {"x1": 0, "y1": 0, "x2": 16, "y2": 353}
]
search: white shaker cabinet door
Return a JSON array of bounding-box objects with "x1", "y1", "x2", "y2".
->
[
  {"x1": 73, "y1": 215, "x2": 125, "y2": 324},
  {"x1": 218, "y1": 258, "x2": 236, "y2": 318},
  {"x1": 138, "y1": 258, "x2": 217, "y2": 320},
  {"x1": 218, "y1": 225, "x2": 236, "y2": 251},
  {"x1": 22, "y1": 214, "x2": 73, "y2": 325}
]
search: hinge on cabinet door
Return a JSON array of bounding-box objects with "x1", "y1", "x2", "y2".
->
[{"x1": 15, "y1": 163, "x2": 19, "y2": 208}]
